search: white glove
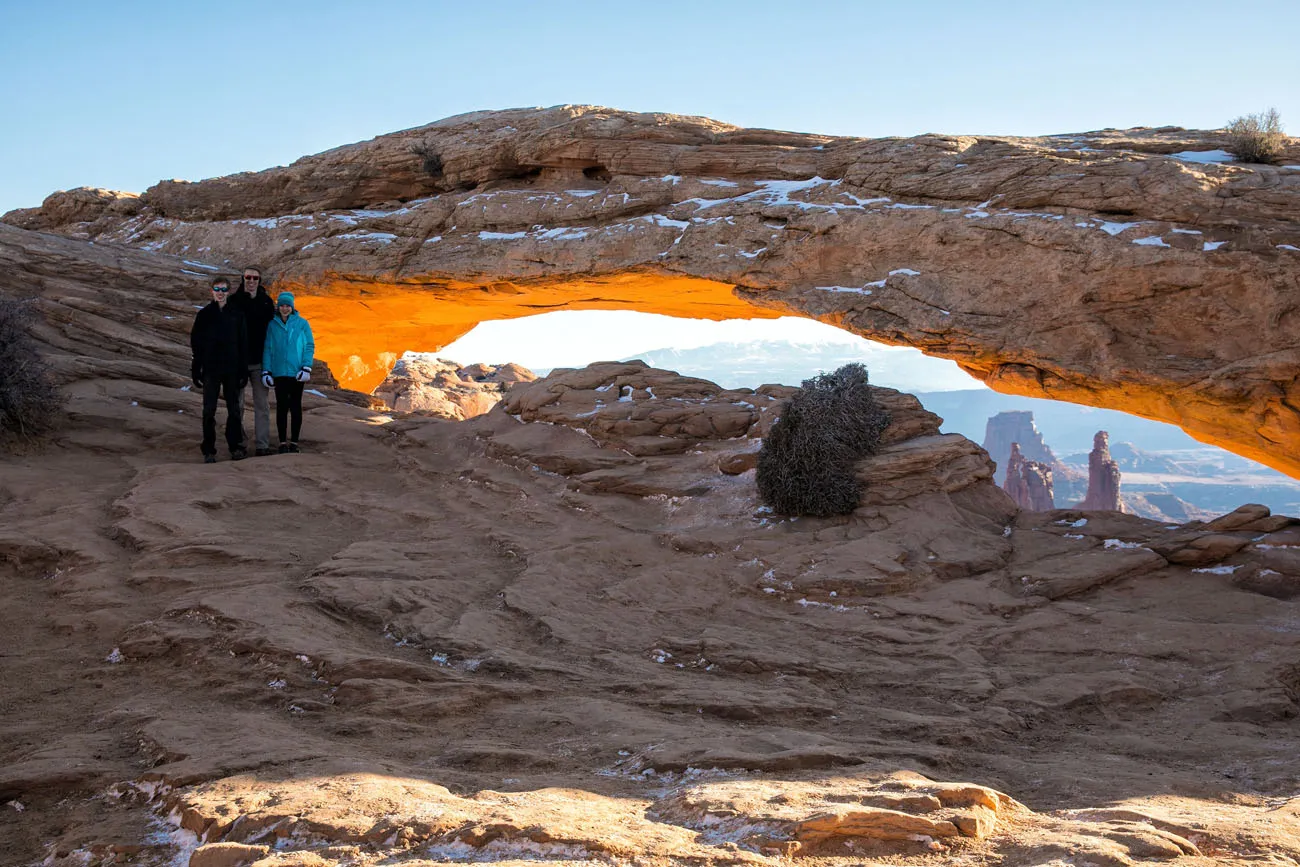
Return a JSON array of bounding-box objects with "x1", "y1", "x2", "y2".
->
[
  {"x1": 296, "y1": 368, "x2": 311, "y2": 383},
  {"x1": 261, "y1": 372, "x2": 274, "y2": 389}
]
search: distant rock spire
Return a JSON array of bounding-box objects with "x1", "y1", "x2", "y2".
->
[
  {"x1": 1002, "y1": 442, "x2": 1055, "y2": 511},
  {"x1": 983, "y1": 411, "x2": 1061, "y2": 486},
  {"x1": 1078, "y1": 430, "x2": 1124, "y2": 511}
]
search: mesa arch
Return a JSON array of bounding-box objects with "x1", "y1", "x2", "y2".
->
[
  {"x1": 286, "y1": 272, "x2": 783, "y2": 394},
  {"x1": 5, "y1": 105, "x2": 1300, "y2": 476}
]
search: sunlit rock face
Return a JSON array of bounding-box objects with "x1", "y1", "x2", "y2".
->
[
  {"x1": 285, "y1": 272, "x2": 778, "y2": 394},
  {"x1": 6, "y1": 105, "x2": 1300, "y2": 476},
  {"x1": 373, "y1": 355, "x2": 535, "y2": 419}
]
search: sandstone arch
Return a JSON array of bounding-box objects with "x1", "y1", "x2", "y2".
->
[
  {"x1": 285, "y1": 272, "x2": 781, "y2": 393},
  {"x1": 5, "y1": 105, "x2": 1300, "y2": 475}
]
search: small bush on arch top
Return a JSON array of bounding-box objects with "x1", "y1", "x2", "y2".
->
[{"x1": 1225, "y1": 108, "x2": 1285, "y2": 164}]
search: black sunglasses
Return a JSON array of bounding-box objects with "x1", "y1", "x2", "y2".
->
[{"x1": 212, "y1": 286, "x2": 229, "y2": 292}]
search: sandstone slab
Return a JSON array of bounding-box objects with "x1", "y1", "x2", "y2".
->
[{"x1": 3, "y1": 227, "x2": 1300, "y2": 865}]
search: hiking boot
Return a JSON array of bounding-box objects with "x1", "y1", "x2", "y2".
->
[
  {"x1": 255, "y1": 447, "x2": 274, "y2": 457},
  {"x1": 203, "y1": 454, "x2": 217, "y2": 464},
  {"x1": 278, "y1": 443, "x2": 290, "y2": 454},
  {"x1": 287, "y1": 442, "x2": 301, "y2": 454},
  {"x1": 231, "y1": 448, "x2": 247, "y2": 461}
]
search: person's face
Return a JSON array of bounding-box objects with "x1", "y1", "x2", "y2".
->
[
  {"x1": 212, "y1": 284, "x2": 230, "y2": 304},
  {"x1": 243, "y1": 271, "x2": 261, "y2": 289},
  {"x1": 277, "y1": 302, "x2": 292, "y2": 318}
]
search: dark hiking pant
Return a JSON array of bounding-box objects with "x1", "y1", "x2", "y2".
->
[
  {"x1": 202, "y1": 372, "x2": 245, "y2": 456},
  {"x1": 274, "y1": 377, "x2": 305, "y2": 444}
]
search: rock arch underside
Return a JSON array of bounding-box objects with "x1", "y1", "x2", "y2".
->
[{"x1": 4, "y1": 107, "x2": 1300, "y2": 865}]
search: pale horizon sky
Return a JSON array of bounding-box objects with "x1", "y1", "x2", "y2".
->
[
  {"x1": 440, "y1": 313, "x2": 863, "y2": 366},
  {"x1": 3, "y1": 0, "x2": 1298, "y2": 214},
  {"x1": 435, "y1": 312, "x2": 987, "y2": 389}
]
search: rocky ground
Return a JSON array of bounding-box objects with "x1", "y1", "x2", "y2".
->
[
  {"x1": 372, "y1": 356, "x2": 535, "y2": 420},
  {"x1": 2, "y1": 223, "x2": 1300, "y2": 866}
]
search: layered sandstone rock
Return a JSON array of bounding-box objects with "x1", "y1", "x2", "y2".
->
[
  {"x1": 4, "y1": 106, "x2": 1300, "y2": 479},
  {"x1": 1003, "y1": 442, "x2": 1055, "y2": 511},
  {"x1": 372, "y1": 355, "x2": 535, "y2": 419},
  {"x1": 3, "y1": 187, "x2": 139, "y2": 230},
  {"x1": 8, "y1": 119, "x2": 1300, "y2": 867},
  {"x1": 1078, "y1": 430, "x2": 1124, "y2": 511},
  {"x1": 144, "y1": 767, "x2": 1225, "y2": 866}
]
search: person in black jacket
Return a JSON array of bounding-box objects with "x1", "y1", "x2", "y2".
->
[
  {"x1": 228, "y1": 266, "x2": 276, "y2": 456},
  {"x1": 190, "y1": 277, "x2": 249, "y2": 463}
]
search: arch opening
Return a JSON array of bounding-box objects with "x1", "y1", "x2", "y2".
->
[
  {"x1": 289, "y1": 276, "x2": 1300, "y2": 520},
  {"x1": 290, "y1": 273, "x2": 777, "y2": 395}
]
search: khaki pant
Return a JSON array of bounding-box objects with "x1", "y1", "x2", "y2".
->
[{"x1": 237, "y1": 362, "x2": 271, "y2": 450}]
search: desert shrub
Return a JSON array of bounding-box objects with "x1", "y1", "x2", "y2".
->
[
  {"x1": 410, "y1": 142, "x2": 444, "y2": 178},
  {"x1": 0, "y1": 298, "x2": 61, "y2": 443},
  {"x1": 756, "y1": 363, "x2": 892, "y2": 517},
  {"x1": 1225, "y1": 108, "x2": 1285, "y2": 164}
]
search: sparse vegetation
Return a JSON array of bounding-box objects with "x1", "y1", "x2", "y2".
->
[
  {"x1": 756, "y1": 363, "x2": 892, "y2": 517},
  {"x1": 1225, "y1": 108, "x2": 1285, "y2": 164},
  {"x1": 410, "y1": 142, "x2": 444, "y2": 178},
  {"x1": 0, "y1": 298, "x2": 61, "y2": 445}
]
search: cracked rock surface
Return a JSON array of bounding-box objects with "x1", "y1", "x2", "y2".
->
[{"x1": 3, "y1": 224, "x2": 1300, "y2": 865}]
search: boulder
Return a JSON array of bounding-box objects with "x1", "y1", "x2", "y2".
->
[
  {"x1": 373, "y1": 356, "x2": 536, "y2": 419},
  {"x1": 189, "y1": 843, "x2": 270, "y2": 867},
  {"x1": 1162, "y1": 533, "x2": 1252, "y2": 567}
]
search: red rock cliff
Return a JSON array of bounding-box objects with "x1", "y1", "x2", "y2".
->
[{"x1": 1002, "y1": 442, "x2": 1056, "y2": 511}]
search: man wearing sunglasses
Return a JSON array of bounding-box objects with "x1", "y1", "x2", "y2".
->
[
  {"x1": 229, "y1": 267, "x2": 276, "y2": 456},
  {"x1": 189, "y1": 277, "x2": 250, "y2": 463}
]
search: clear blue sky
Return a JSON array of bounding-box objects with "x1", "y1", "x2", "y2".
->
[{"x1": 2, "y1": 0, "x2": 1297, "y2": 214}]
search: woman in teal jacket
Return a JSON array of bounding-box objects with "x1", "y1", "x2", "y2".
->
[{"x1": 260, "y1": 292, "x2": 315, "y2": 453}]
